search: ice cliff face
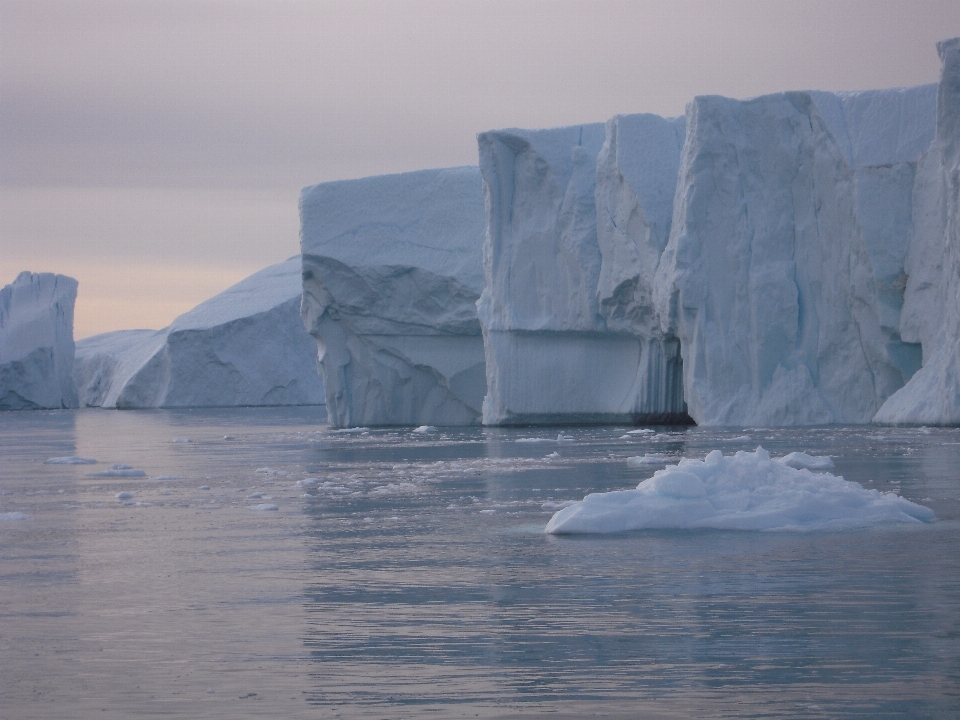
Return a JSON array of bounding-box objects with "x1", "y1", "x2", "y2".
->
[
  {"x1": 299, "y1": 167, "x2": 487, "y2": 427},
  {"x1": 875, "y1": 38, "x2": 960, "y2": 425},
  {"x1": 0, "y1": 272, "x2": 78, "y2": 410},
  {"x1": 477, "y1": 119, "x2": 690, "y2": 425},
  {"x1": 653, "y1": 84, "x2": 937, "y2": 426},
  {"x1": 74, "y1": 257, "x2": 325, "y2": 408}
]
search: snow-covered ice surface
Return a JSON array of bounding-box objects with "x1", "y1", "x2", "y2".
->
[
  {"x1": 655, "y1": 84, "x2": 938, "y2": 426},
  {"x1": 2, "y1": 408, "x2": 959, "y2": 718},
  {"x1": 875, "y1": 38, "x2": 960, "y2": 425},
  {"x1": 300, "y1": 167, "x2": 487, "y2": 428},
  {"x1": 546, "y1": 447, "x2": 933, "y2": 534},
  {"x1": 73, "y1": 257, "x2": 325, "y2": 408},
  {"x1": 0, "y1": 272, "x2": 78, "y2": 410},
  {"x1": 477, "y1": 119, "x2": 691, "y2": 425}
]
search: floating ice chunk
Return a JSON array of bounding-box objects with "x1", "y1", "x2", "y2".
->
[
  {"x1": 730, "y1": 435, "x2": 753, "y2": 442},
  {"x1": 246, "y1": 492, "x2": 264, "y2": 499},
  {"x1": 546, "y1": 447, "x2": 934, "y2": 534},
  {"x1": 0, "y1": 511, "x2": 30, "y2": 521},
  {"x1": 255, "y1": 467, "x2": 275, "y2": 474},
  {"x1": 88, "y1": 464, "x2": 147, "y2": 478},
  {"x1": 297, "y1": 477, "x2": 320, "y2": 487},
  {"x1": 626, "y1": 454, "x2": 670, "y2": 467},
  {"x1": 45, "y1": 456, "x2": 97, "y2": 465},
  {"x1": 516, "y1": 437, "x2": 556, "y2": 444},
  {"x1": 198, "y1": 485, "x2": 210, "y2": 491},
  {"x1": 335, "y1": 428, "x2": 369, "y2": 434},
  {"x1": 413, "y1": 425, "x2": 438, "y2": 434},
  {"x1": 172, "y1": 438, "x2": 190, "y2": 443},
  {"x1": 150, "y1": 475, "x2": 183, "y2": 481},
  {"x1": 625, "y1": 429, "x2": 656, "y2": 435},
  {"x1": 115, "y1": 491, "x2": 134, "y2": 500},
  {"x1": 546, "y1": 452, "x2": 560, "y2": 459},
  {"x1": 779, "y1": 452, "x2": 835, "y2": 471},
  {"x1": 249, "y1": 503, "x2": 279, "y2": 511}
]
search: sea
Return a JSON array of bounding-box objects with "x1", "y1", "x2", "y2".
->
[{"x1": 1, "y1": 407, "x2": 958, "y2": 719}]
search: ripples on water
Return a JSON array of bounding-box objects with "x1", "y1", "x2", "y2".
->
[{"x1": 0, "y1": 408, "x2": 957, "y2": 719}]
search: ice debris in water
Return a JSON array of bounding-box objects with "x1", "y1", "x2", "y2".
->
[
  {"x1": 172, "y1": 438, "x2": 190, "y2": 443},
  {"x1": 249, "y1": 503, "x2": 279, "y2": 511},
  {"x1": 115, "y1": 491, "x2": 134, "y2": 500},
  {"x1": 627, "y1": 454, "x2": 670, "y2": 467},
  {"x1": 413, "y1": 425, "x2": 437, "y2": 434},
  {"x1": 779, "y1": 452, "x2": 835, "y2": 471},
  {"x1": 625, "y1": 429, "x2": 655, "y2": 435},
  {"x1": 45, "y1": 456, "x2": 97, "y2": 465},
  {"x1": 87, "y1": 464, "x2": 147, "y2": 478},
  {"x1": 335, "y1": 427, "x2": 369, "y2": 434},
  {"x1": 546, "y1": 447, "x2": 934, "y2": 534},
  {"x1": 1, "y1": 511, "x2": 31, "y2": 521}
]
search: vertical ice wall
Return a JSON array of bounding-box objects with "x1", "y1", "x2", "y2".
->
[
  {"x1": 73, "y1": 257, "x2": 326, "y2": 408},
  {"x1": 477, "y1": 119, "x2": 690, "y2": 425},
  {"x1": 653, "y1": 84, "x2": 937, "y2": 426},
  {"x1": 0, "y1": 272, "x2": 79, "y2": 410},
  {"x1": 300, "y1": 167, "x2": 487, "y2": 427},
  {"x1": 875, "y1": 37, "x2": 960, "y2": 424}
]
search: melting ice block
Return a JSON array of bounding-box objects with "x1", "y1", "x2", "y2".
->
[
  {"x1": 545, "y1": 447, "x2": 934, "y2": 534},
  {"x1": 300, "y1": 167, "x2": 487, "y2": 427},
  {"x1": 654, "y1": 83, "x2": 938, "y2": 425},
  {"x1": 875, "y1": 38, "x2": 960, "y2": 425},
  {"x1": 0, "y1": 272, "x2": 78, "y2": 409},
  {"x1": 73, "y1": 257, "x2": 325, "y2": 408},
  {"x1": 477, "y1": 118, "x2": 690, "y2": 425}
]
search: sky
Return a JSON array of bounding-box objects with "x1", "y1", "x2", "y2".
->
[{"x1": 2, "y1": 0, "x2": 959, "y2": 339}]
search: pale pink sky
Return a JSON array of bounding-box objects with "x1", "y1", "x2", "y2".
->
[{"x1": 2, "y1": 0, "x2": 959, "y2": 338}]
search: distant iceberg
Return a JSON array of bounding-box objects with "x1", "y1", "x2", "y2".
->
[
  {"x1": 1, "y1": 271, "x2": 78, "y2": 410},
  {"x1": 300, "y1": 167, "x2": 487, "y2": 428},
  {"x1": 546, "y1": 447, "x2": 934, "y2": 533},
  {"x1": 73, "y1": 257, "x2": 325, "y2": 408}
]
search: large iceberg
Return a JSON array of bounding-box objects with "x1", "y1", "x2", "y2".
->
[
  {"x1": 74, "y1": 257, "x2": 325, "y2": 408},
  {"x1": 0, "y1": 272, "x2": 79, "y2": 409},
  {"x1": 477, "y1": 118, "x2": 690, "y2": 425},
  {"x1": 546, "y1": 447, "x2": 934, "y2": 534},
  {"x1": 300, "y1": 167, "x2": 487, "y2": 427},
  {"x1": 875, "y1": 38, "x2": 960, "y2": 425},
  {"x1": 653, "y1": 83, "x2": 938, "y2": 425}
]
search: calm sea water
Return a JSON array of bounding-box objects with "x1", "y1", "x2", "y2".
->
[{"x1": 1, "y1": 408, "x2": 958, "y2": 719}]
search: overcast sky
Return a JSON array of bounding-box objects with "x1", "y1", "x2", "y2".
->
[{"x1": 2, "y1": 0, "x2": 959, "y2": 338}]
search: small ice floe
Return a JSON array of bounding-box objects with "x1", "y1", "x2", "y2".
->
[
  {"x1": 256, "y1": 468, "x2": 276, "y2": 474},
  {"x1": 171, "y1": 438, "x2": 191, "y2": 443},
  {"x1": 546, "y1": 447, "x2": 935, "y2": 534},
  {"x1": 297, "y1": 477, "x2": 320, "y2": 487},
  {"x1": 730, "y1": 435, "x2": 753, "y2": 442},
  {"x1": 541, "y1": 500, "x2": 577, "y2": 510},
  {"x1": 246, "y1": 492, "x2": 264, "y2": 499},
  {"x1": 625, "y1": 429, "x2": 655, "y2": 435},
  {"x1": 413, "y1": 425, "x2": 437, "y2": 434},
  {"x1": 557, "y1": 433, "x2": 572, "y2": 444},
  {"x1": 223, "y1": 435, "x2": 234, "y2": 440},
  {"x1": 149, "y1": 475, "x2": 183, "y2": 481},
  {"x1": 88, "y1": 464, "x2": 147, "y2": 478},
  {"x1": 546, "y1": 451, "x2": 560, "y2": 459},
  {"x1": 44, "y1": 456, "x2": 97, "y2": 465},
  {"x1": 627, "y1": 454, "x2": 670, "y2": 467},
  {"x1": 0, "y1": 511, "x2": 31, "y2": 521},
  {"x1": 336, "y1": 427, "x2": 369, "y2": 434},
  {"x1": 249, "y1": 503, "x2": 279, "y2": 511},
  {"x1": 115, "y1": 491, "x2": 134, "y2": 500},
  {"x1": 779, "y1": 452, "x2": 834, "y2": 471},
  {"x1": 198, "y1": 485, "x2": 210, "y2": 491}
]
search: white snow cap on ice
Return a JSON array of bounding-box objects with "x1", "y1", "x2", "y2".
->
[
  {"x1": 546, "y1": 447, "x2": 933, "y2": 534},
  {"x1": 300, "y1": 166, "x2": 487, "y2": 428},
  {"x1": 1, "y1": 272, "x2": 78, "y2": 410},
  {"x1": 73, "y1": 257, "x2": 325, "y2": 408}
]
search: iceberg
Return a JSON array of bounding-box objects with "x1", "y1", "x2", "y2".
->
[
  {"x1": 654, "y1": 83, "x2": 938, "y2": 425},
  {"x1": 0, "y1": 271, "x2": 78, "y2": 410},
  {"x1": 477, "y1": 118, "x2": 690, "y2": 425},
  {"x1": 545, "y1": 447, "x2": 934, "y2": 534},
  {"x1": 300, "y1": 167, "x2": 487, "y2": 428},
  {"x1": 875, "y1": 38, "x2": 960, "y2": 425},
  {"x1": 73, "y1": 257, "x2": 325, "y2": 408}
]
